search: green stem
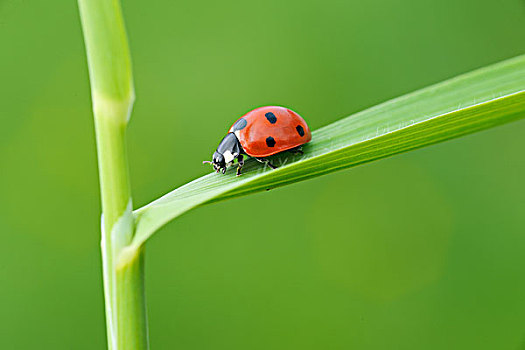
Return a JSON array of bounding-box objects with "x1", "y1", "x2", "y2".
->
[
  {"x1": 116, "y1": 247, "x2": 149, "y2": 349},
  {"x1": 97, "y1": 109, "x2": 148, "y2": 350},
  {"x1": 78, "y1": 0, "x2": 148, "y2": 348},
  {"x1": 94, "y1": 103, "x2": 133, "y2": 229}
]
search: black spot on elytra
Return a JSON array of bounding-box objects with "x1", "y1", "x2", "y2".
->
[
  {"x1": 266, "y1": 136, "x2": 276, "y2": 147},
  {"x1": 296, "y1": 125, "x2": 305, "y2": 137},
  {"x1": 232, "y1": 118, "x2": 247, "y2": 131},
  {"x1": 265, "y1": 112, "x2": 277, "y2": 124}
]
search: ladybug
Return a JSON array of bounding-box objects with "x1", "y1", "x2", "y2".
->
[{"x1": 203, "y1": 106, "x2": 312, "y2": 176}]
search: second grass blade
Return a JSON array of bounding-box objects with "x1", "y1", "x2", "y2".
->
[{"x1": 132, "y1": 55, "x2": 525, "y2": 248}]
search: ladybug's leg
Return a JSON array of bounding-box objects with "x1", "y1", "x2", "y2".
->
[
  {"x1": 288, "y1": 146, "x2": 303, "y2": 155},
  {"x1": 256, "y1": 157, "x2": 277, "y2": 169},
  {"x1": 236, "y1": 154, "x2": 244, "y2": 176}
]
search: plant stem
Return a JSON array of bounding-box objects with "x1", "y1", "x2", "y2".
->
[
  {"x1": 97, "y1": 110, "x2": 148, "y2": 349},
  {"x1": 78, "y1": 0, "x2": 148, "y2": 348},
  {"x1": 116, "y1": 246, "x2": 149, "y2": 349}
]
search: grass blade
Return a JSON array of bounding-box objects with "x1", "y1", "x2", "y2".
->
[{"x1": 132, "y1": 55, "x2": 525, "y2": 248}]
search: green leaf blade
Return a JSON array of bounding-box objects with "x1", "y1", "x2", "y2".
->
[{"x1": 132, "y1": 55, "x2": 525, "y2": 247}]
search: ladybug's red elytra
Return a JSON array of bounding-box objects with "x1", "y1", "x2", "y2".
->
[{"x1": 203, "y1": 106, "x2": 312, "y2": 176}]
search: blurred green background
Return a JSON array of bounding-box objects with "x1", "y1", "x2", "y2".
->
[{"x1": 1, "y1": 0, "x2": 525, "y2": 348}]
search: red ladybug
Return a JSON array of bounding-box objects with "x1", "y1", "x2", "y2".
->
[{"x1": 203, "y1": 106, "x2": 312, "y2": 176}]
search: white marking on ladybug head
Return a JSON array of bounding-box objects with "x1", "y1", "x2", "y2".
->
[{"x1": 222, "y1": 150, "x2": 236, "y2": 164}]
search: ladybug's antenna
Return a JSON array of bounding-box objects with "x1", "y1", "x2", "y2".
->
[{"x1": 202, "y1": 161, "x2": 212, "y2": 165}]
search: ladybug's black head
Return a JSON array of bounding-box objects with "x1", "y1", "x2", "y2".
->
[
  {"x1": 212, "y1": 151, "x2": 226, "y2": 173},
  {"x1": 203, "y1": 132, "x2": 242, "y2": 175}
]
